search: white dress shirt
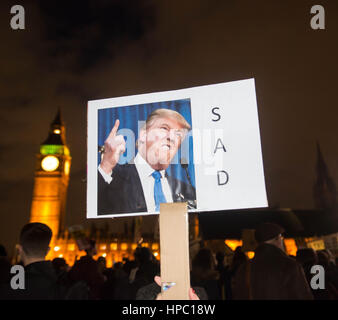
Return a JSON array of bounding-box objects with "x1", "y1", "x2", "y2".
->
[{"x1": 98, "y1": 153, "x2": 173, "y2": 213}]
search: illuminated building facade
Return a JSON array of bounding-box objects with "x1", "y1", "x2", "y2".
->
[{"x1": 51, "y1": 233, "x2": 160, "y2": 268}]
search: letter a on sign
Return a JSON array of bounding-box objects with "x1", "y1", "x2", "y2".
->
[
  {"x1": 310, "y1": 5, "x2": 325, "y2": 30},
  {"x1": 10, "y1": 5, "x2": 25, "y2": 30}
]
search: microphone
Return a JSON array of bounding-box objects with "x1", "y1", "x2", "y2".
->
[
  {"x1": 180, "y1": 157, "x2": 196, "y2": 209},
  {"x1": 180, "y1": 157, "x2": 192, "y2": 187}
]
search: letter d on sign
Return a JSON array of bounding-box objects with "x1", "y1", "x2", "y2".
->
[
  {"x1": 10, "y1": 265, "x2": 25, "y2": 290},
  {"x1": 217, "y1": 170, "x2": 229, "y2": 185}
]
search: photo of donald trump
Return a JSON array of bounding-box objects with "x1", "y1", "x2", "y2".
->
[{"x1": 98, "y1": 106, "x2": 196, "y2": 215}]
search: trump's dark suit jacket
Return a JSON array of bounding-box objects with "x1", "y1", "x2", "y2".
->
[{"x1": 98, "y1": 163, "x2": 196, "y2": 215}]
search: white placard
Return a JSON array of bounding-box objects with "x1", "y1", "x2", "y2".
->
[{"x1": 87, "y1": 78, "x2": 268, "y2": 218}]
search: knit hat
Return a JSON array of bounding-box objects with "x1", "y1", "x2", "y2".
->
[{"x1": 255, "y1": 222, "x2": 285, "y2": 243}]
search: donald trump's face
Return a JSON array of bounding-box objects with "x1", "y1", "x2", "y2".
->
[{"x1": 138, "y1": 116, "x2": 187, "y2": 170}]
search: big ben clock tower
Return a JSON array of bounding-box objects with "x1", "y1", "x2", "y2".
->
[{"x1": 29, "y1": 110, "x2": 71, "y2": 245}]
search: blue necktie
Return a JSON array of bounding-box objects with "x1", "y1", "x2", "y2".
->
[{"x1": 152, "y1": 171, "x2": 167, "y2": 211}]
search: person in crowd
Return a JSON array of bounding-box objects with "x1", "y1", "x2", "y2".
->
[
  {"x1": 130, "y1": 247, "x2": 160, "y2": 299},
  {"x1": 215, "y1": 251, "x2": 226, "y2": 299},
  {"x1": 52, "y1": 257, "x2": 69, "y2": 277},
  {"x1": 68, "y1": 239, "x2": 105, "y2": 299},
  {"x1": 0, "y1": 223, "x2": 61, "y2": 299},
  {"x1": 51, "y1": 257, "x2": 72, "y2": 288},
  {"x1": 101, "y1": 261, "x2": 133, "y2": 300},
  {"x1": 97, "y1": 256, "x2": 108, "y2": 281},
  {"x1": 122, "y1": 257, "x2": 138, "y2": 281},
  {"x1": 224, "y1": 246, "x2": 248, "y2": 300},
  {"x1": 322, "y1": 249, "x2": 337, "y2": 267},
  {"x1": 0, "y1": 245, "x2": 9, "y2": 258},
  {"x1": 113, "y1": 261, "x2": 124, "y2": 271},
  {"x1": 316, "y1": 250, "x2": 338, "y2": 299},
  {"x1": 190, "y1": 248, "x2": 221, "y2": 300},
  {"x1": 233, "y1": 222, "x2": 313, "y2": 300},
  {"x1": 296, "y1": 248, "x2": 320, "y2": 299},
  {"x1": 215, "y1": 251, "x2": 226, "y2": 274},
  {"x1": 0, "y1": 244, "x2": 12, "y2": 288}
]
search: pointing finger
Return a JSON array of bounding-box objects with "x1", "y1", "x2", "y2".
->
[{"x1": 108, "y1": 119, "x2": 120, "y2": 139}]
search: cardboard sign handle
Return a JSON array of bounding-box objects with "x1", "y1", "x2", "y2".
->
[{"x1": 160, "y1": 202, "x2": 190, "y2": 300}]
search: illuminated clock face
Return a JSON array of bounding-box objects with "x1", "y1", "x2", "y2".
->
[{"x1": 41, "y1": 155, "x2": 59, "y2": 172}]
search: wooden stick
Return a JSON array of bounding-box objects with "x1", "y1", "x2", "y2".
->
[{"x1": 160, "y1": 202, "x2": 190, "y2": 300}]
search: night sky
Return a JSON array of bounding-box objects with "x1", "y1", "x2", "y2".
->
[{"x1": 1, "y1": 1, "x2": 337, "y2": 255}]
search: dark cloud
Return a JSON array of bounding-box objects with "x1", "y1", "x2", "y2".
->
[
  {"x1": 37, "y1": 0, "x2": 156, "y2": 71},
  {"x1": 55, "y1": 82, "x2": 89, "y2": 100},
  {"x1": 0, "y1": 96, "x2": 33, "y2": 109}
]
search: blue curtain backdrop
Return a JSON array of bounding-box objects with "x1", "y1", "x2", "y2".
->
[{"x1": 98, "y1": 98, "x2": 195, "y2": 188}]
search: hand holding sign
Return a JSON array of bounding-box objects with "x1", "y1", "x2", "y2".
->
[
  {"x1": 153, "y1": 276, "x2": 200, "y2": 300},
  {"x1": 100, "y1": 119, "x2": 126, "y2": 174}
]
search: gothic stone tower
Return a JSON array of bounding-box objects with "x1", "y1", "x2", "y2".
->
[{"x1": 29, "y1": 110, "x2": 71, "y2": 246}]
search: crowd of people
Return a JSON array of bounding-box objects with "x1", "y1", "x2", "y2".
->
[{"x1": 0, "y1": 222, "x2": 338, "y2": 300}]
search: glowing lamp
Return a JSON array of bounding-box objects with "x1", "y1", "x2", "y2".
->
[
  {"x1": 53, "y1": 129, "x2": 61, "y2": 134},
  {"x1": 64, "y1": 161, "x2": 70, "y2": 175},
  {"x1": 247, "y1": 251, "x2": 255, "y2": 259},
  {"x1": 225, "y1": 239, "x2": 243, "y2": 251},
  {"x1": 41, "y1": 155, "x2": 59, "y2": 172},
  {"x1": 110, "y1": 243, "x2": 118, "y2": 250}
]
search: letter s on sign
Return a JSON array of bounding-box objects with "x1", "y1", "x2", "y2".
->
[{"x1": 211, "y1": 107, "x2": 221, "y2": 122}]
